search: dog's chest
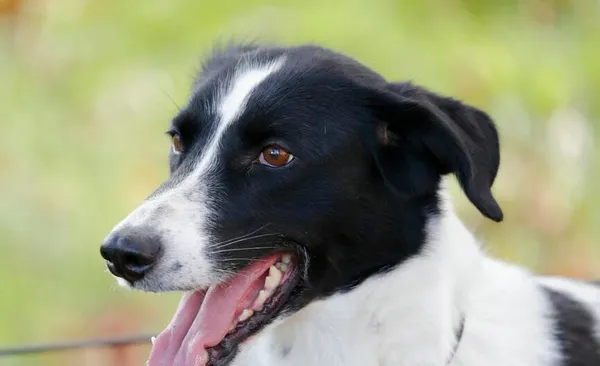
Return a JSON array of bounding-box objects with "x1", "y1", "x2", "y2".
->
[
  {"x1": 231, "y1": 335, "x2": 375, "y2": 366},
  {"x1": 228, "y1": 286, "x2": 457, "y2": 366},
  {"x1": 229, "y1": 294, "x2": 381, "y2": 366}
]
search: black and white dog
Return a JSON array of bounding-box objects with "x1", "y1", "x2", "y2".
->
[{"x1": 100, "y1": 43, "x2": 600, "y2": 366}]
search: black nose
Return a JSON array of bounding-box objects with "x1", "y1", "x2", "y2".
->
[{"x1": 100, "y1": 233, "x2": 161, "y2": 283}]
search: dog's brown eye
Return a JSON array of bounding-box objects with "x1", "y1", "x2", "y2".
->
[
  {"x1": 172, "y1": 134, "x2": 184, "y2": 154},
  {"x1": 259, "y1": 145, "x2": 294, "y2": 167}
]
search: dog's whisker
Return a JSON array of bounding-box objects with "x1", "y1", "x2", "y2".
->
[
  {"x1": 211, "y1": 224, "x2": 273, "y2": 247},
  {"x1": 211, "y1": 245, "x2": 281, "y2": 254},
  {"x1": 214, "y1": 231, "x2": 278, "y2": 247},
  {"x1": 212, "y1": 233, "x2": 282, "y2": 249},
  {"x1": 217, "y1": 257, "x2": 274, "y2": 262}
]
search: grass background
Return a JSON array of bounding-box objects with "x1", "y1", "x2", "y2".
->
[{"x1": 1, "y1": 0, "x2": 599, "y2": 365}]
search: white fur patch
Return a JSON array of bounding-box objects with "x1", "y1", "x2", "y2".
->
[{"x1": 104, "y1": 57, "x2": 286, "y2": 291}]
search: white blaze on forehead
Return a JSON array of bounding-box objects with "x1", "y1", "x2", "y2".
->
[
  {"x1": 196, "y1": 57, "x2": 287, "y2": 178},
  {"x1": 106, "y1": 57, "x2": 287, "y2": 291},
  {"x1": 220, "y1": 61, "x2": 285, "y2": 128}
]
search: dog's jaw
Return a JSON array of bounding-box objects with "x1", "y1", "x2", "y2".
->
[{"x1": 225, "y1": 191, "x2": 561, "y2": 366}]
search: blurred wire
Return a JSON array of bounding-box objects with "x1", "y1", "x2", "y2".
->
[{"x1": 0, "y1": 333, "x2": 154, "y2": 357}]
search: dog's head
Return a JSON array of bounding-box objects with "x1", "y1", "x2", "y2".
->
[{"x1": 101, "y1": 43, "x2": 503, "y2": 365}]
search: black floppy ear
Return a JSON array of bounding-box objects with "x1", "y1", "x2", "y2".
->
[{"x1": 370, "y1": 82, "x2": 503, "y2": 222}]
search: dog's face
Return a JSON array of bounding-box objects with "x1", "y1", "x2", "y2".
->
[{"x1": 101, "y1": 44, "x2": 503, "y2": 365}]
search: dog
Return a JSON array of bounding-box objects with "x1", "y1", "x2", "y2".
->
[{"x1": 100, "y1": 43, "x2": 600, "y2": 366}]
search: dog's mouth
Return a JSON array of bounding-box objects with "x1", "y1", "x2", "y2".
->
[{"x1": 147, "y1": 252, "x2": 301, "y2": 366}]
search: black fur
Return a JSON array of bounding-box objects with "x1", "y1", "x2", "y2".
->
[
  {"x1": 371, "y1": 82, "x2": 503, "y2": 221},
  {"x1": 543, "y1": 287, "x2": 600, "y2": 365}
]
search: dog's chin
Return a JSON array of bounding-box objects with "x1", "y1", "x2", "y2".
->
[{"x1": 147, "y1": 252, "x2": 303, "y2": 366}]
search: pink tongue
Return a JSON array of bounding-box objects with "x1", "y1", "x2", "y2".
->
[{"x1": 147, "y1": 254, "x2": 280, "y2": 366}]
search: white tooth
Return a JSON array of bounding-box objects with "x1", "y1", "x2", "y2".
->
[
  {"x1": 197, "y1": 349, "x2": 209, "y2": 363},
  {"x1": 252, "y1": 289, "x2": 271, "y2": 310},
  {"x1": 238, "y1": 309, "x2": 254, "y2": 322},
  {"x1": 265, "y1": 266, "x2": 283, "y2": 291},
  {"x1": 151, "y1": 337, "x2": 156, "y2": 345},
  {"x1": 269, "y1": 265, "x2": 282, "y2": 277},
  {"x1": 281, "y1": 254, "x2": 292, "y2": 264},
  {"x1": 264, "y1": 276, "x2": 276, "y2": 291},
  {"x1": 228, "y1": 323, "x2": 237, "y2": 334},
  {"x1": 275, "y1": 262, "x2": 288, "y2": 272}
]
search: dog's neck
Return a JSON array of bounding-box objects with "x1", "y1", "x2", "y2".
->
[{"x1": 236, "y1": 194, "x2": 485, "y2": 366}]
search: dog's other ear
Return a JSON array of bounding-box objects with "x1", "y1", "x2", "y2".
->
[{"x1": 369, "y1": 82, "x2": 503, "y2": 222}]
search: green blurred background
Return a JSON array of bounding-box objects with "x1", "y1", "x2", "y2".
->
[{"x1": 1, "y1": 0, "x2": 599, "y2": 365}]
